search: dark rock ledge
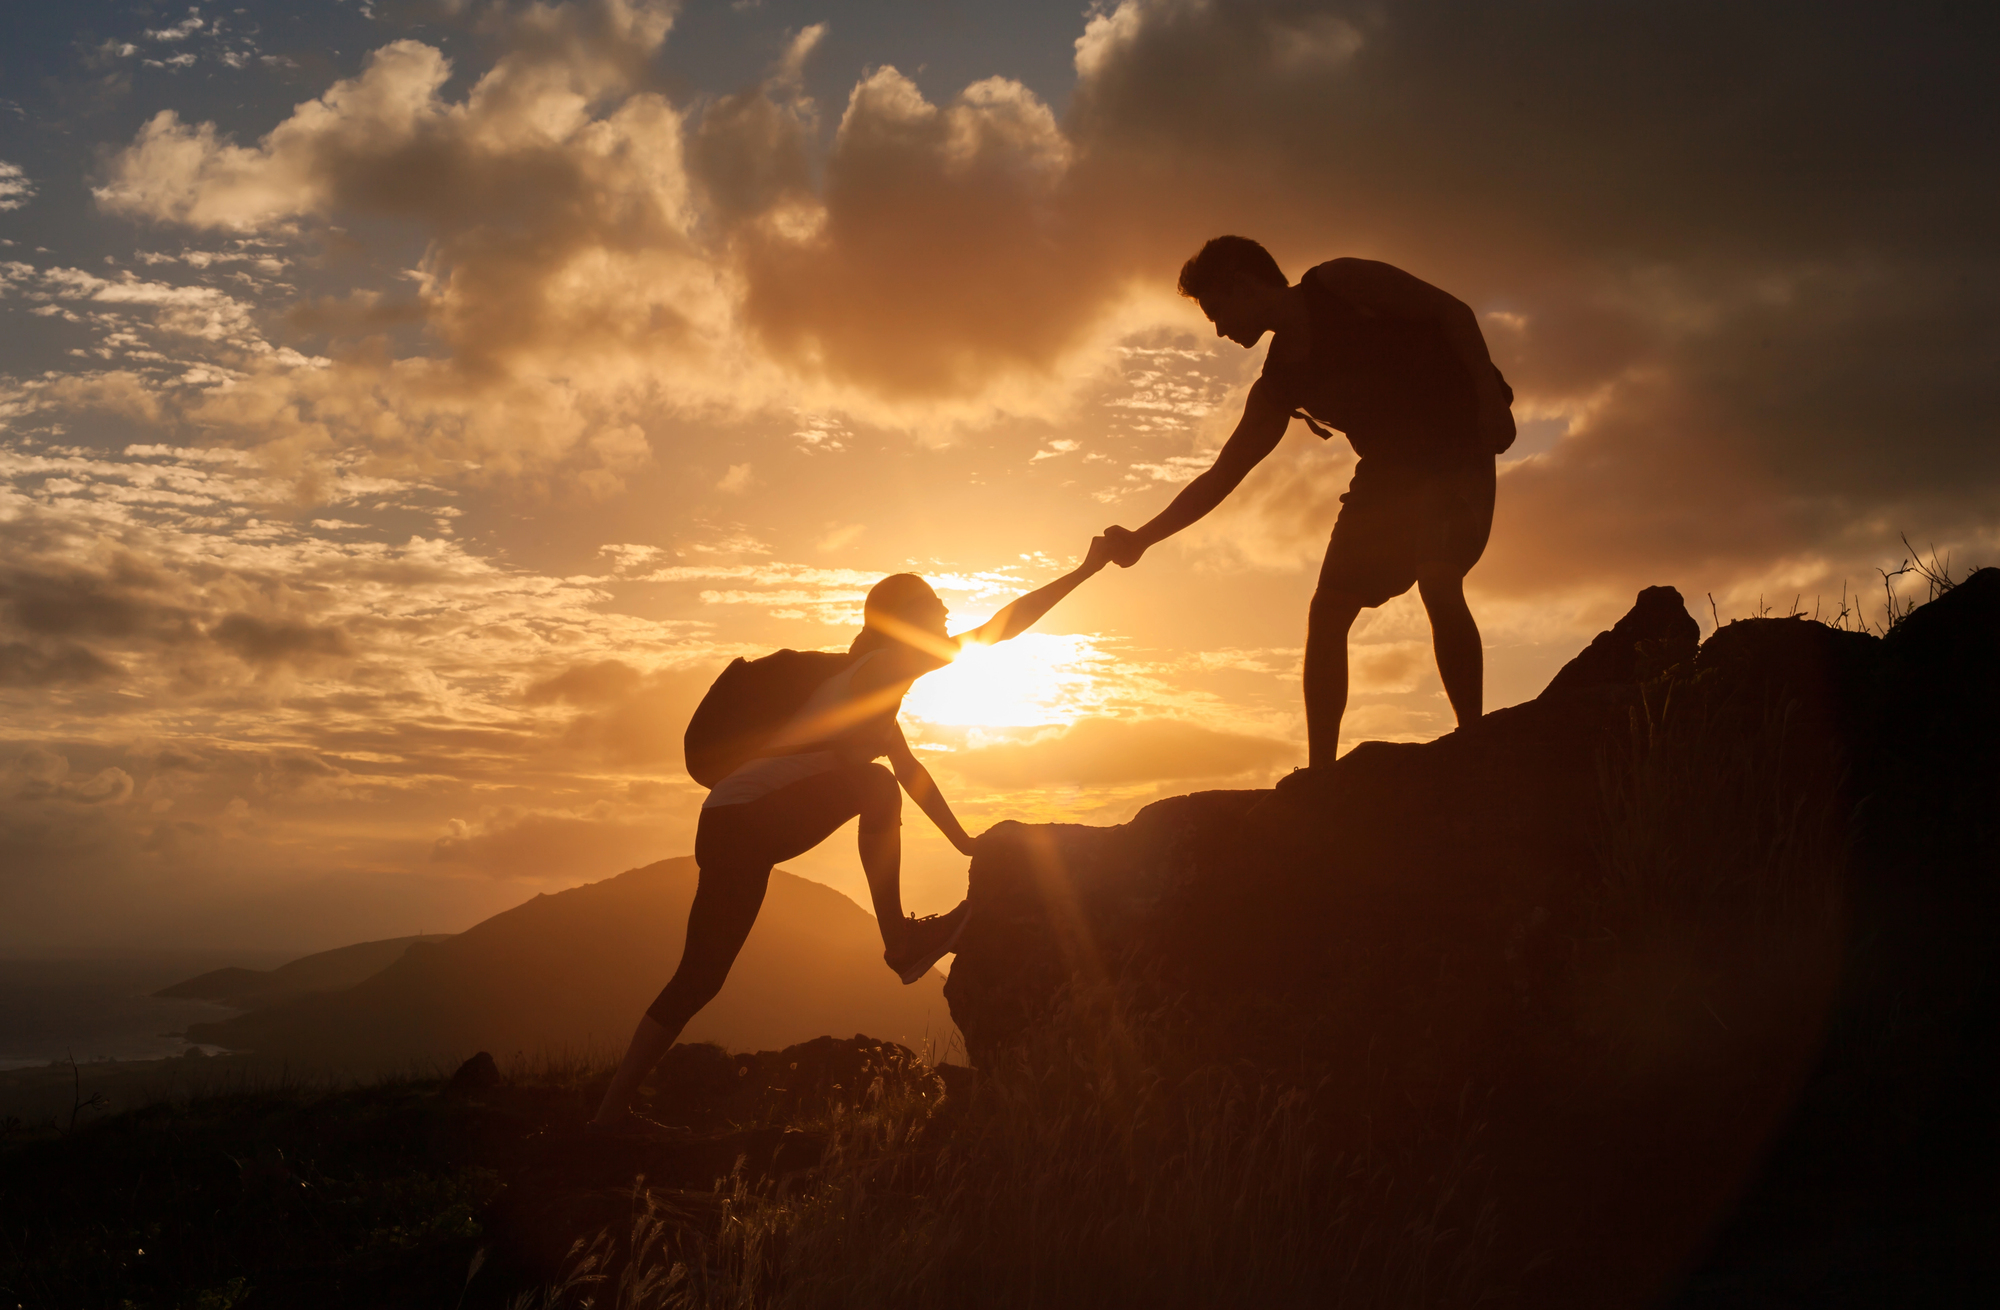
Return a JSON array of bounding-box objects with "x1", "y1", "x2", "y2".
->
[{"x1": 946, "y1": 572, "x2": 2000, "y2": 1305}]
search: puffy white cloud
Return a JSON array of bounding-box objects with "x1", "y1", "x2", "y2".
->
[
  {"x1": 733, "y1": 67, "x2": 1106, "y2": 398},
  {"x1": 72, "y1": 2, "x2": 748, "y2": 491},
  {"x1": 0, "y1": 162, "x2": 34, "y2": 211},
  {"x1": 95, "y1": 43, "x2": 448, "y2": 231}
]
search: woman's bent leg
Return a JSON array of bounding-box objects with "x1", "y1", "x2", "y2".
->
[
  {"x1": 591, "y1": 860, "x2": 770, "y2": 1126},
  {"x1": 852, "y1": 762, "x2": 907, "y2": 954},
  {"x1": 593, "y1": 770, "x2": 872, "y2": 1126}
]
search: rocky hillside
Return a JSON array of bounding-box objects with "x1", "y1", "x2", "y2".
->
[
  {"x1": 190, "y1": 859, "x2": 958, "y2": 1066},
  {"x1": 157, "y1": 935, "x2": 455, "y2": 1011},
  {"x1": 946, "y1": 572, "x2": 2000, "y2": 1306}
]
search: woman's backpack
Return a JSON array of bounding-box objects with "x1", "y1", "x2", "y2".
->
[{"x1": 683, "y1": 649, "x2": 855, "y2": 787}]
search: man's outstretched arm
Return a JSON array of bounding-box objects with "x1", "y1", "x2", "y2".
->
[
  {"x1": 958, "y1": 535, "x2": 1112, "y2": 648},
  {"x1": 1105, "y1": 385, "x2": 1289, "y2": 566}
]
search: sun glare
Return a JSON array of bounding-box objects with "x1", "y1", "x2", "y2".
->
[{"x1": 900, "y1": 633, "x2": 1105, "y2": 729}]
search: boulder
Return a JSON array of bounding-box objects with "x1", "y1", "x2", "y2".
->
[{"x1": 446, "y1": 1050, "x2": 502, "y2": 1094}]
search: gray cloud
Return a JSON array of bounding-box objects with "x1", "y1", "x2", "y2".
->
[
  {"x1": 431, "y1": 807, "x2": 671, "y2": 880},
  {"x1": 209, "y1": 613, "x2": 354, "y2": 667},
  {"x1": 0, "y1": 640, "x2": 120, "y2": 687},
  {"x1": 542, "y1": 661, "x2": 718, "y2": 768},
  {"x1": 63, "y1": 0, "x2": 1991, "y2": 580},
  {"x1": 686, "y1": 24, "x2": 820, "y2": 224},
  {"x1": 0, "y1": 443, "x2": 719, "y2": 949},
  {"x1": 524, "y1": 658, "x2": 645, "y2": 706},
  {"x1": 0, "y1": 556, "x2": 186, "y2": 641},
  {"x1": 1067, "y1": 0, "x2": 1999, "y2": 597}
]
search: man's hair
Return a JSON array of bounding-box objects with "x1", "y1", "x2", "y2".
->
[{"x1": 1177, "y1": 236, "x2": 1287, "y2": 301}]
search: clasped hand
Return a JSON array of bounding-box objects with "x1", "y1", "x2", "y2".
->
[{"x1": 1099, "y1": 524, "x2": 1145, "y2": 568}]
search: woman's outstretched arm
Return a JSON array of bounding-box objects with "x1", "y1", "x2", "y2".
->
[
  {"x1": 886, "y1": 726, "x2": 977, "y2": 856},
  {"x1": 957, "y1": 536, "x2": 1111, "y2": 649}
]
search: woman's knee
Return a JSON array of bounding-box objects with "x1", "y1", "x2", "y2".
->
[
  {"x1": 854, "y1": 761, "x2": 900, "y2": 814},
  {"x1": 646, "y1": 969, "x2": 724, "y2": 1025},
  {"x1": 650, "y1": 935, "x2": 741, "y2": 1015}
]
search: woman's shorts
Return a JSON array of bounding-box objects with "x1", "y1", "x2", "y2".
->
[
  {"x1": 1317, "y1": 456, "x2": 1496, "y2": 609},
  {"x1": 694, "y1": 760, "x2": 889, "y2": 873}
]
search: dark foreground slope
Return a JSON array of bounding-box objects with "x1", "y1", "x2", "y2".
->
[
  {"x1": 0, "y1": 1037, "x2": 940, "y2": 1309},
  {"x1": 189, "y1": 859, "x2": 957, "y2": 1065},
  {"x1": 947, "y1": 573, "x2": 2000, "y2": 1308},
  {"x1": 157, "y1": 934, "x2": 455, "y2": 1010},
  {"x1": 8, "y1": 585, "x2": 1991, "y2": 1310}
]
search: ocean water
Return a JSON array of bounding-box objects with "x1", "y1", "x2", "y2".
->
[{"x1": 0, "y1": 958, "x2": 259, "y2": 1070}]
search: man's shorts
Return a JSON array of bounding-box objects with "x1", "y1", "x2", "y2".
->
[{"x1": 1316, "y1": 455, "x2": 1496, "y2": 609}]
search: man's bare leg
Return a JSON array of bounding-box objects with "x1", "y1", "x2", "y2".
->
[
  {"x1": 1419, "y1": 572, "x2": 1483, "y2": 727},
  {"x1": 1304, "y1": 591, "x2": 1364, "y2": 769}
]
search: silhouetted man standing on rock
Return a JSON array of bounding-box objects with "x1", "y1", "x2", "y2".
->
[{"x1": 1104, "y1": 237, "x2": 1515, "y2": 773}]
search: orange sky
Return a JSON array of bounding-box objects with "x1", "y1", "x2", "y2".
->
[{"x1": 2, "y1": 0, "x2": 1993, "y2": 952}]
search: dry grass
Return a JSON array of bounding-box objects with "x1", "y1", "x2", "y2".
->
[
  {"x1": 1595, "y1": 668, "x2": 1852, "y2": 936},
  {"x1": 519, "y1": 990, "x2": 1494, "y2": 1310}
]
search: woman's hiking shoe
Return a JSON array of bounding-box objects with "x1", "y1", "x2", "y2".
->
[{"x1": 885, "y1": 902, "x2": 970, "y2": 984}]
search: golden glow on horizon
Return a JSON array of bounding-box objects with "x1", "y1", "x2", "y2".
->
[{"x1": 902, "y1": 633, "x2": 1105, "y2": 729}]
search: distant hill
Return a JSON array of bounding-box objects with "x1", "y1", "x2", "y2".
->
[
  {"x1": 186, "y1": 859, "x2": 958, "y2": 1064},
  {"x1": 156, "y1": 935, "x2": 454, "y2": 1010}
]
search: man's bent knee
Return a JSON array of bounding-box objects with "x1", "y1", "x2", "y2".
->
[
  {"x1": 1309, "y1": 589, "x2": 1365, "y2": 630},
  {"x1": 1417, "y1": 572, "x2": 1471, "y2": 612}
]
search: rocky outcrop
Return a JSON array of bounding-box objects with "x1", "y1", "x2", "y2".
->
[
  {"x1": 945, "y1": 583, "x2": 1709, "y2": 1057},
  {"x1": 944, "y1": 571, "x2": 2000, "y2": 1306}
]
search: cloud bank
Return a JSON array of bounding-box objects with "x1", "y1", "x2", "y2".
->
[
  {"x1": 3, "y1": 0, "x2": 1993, "y2": 949},
  {"x1": 50, "y1": 0, "x2": 1991, "y2": 596}
]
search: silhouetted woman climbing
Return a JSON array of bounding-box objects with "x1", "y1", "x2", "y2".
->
[{"x1": 592, "y1": 540, "x2": 1111, "y2": 1133}]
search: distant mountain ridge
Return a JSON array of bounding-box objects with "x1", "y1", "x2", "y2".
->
[
  {"x1": 156, "y1": 935, "x2": 454, "y2": 1011},
  {"x1": 186, "y1": 858, "x2": 957, "y2": 1065}
]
